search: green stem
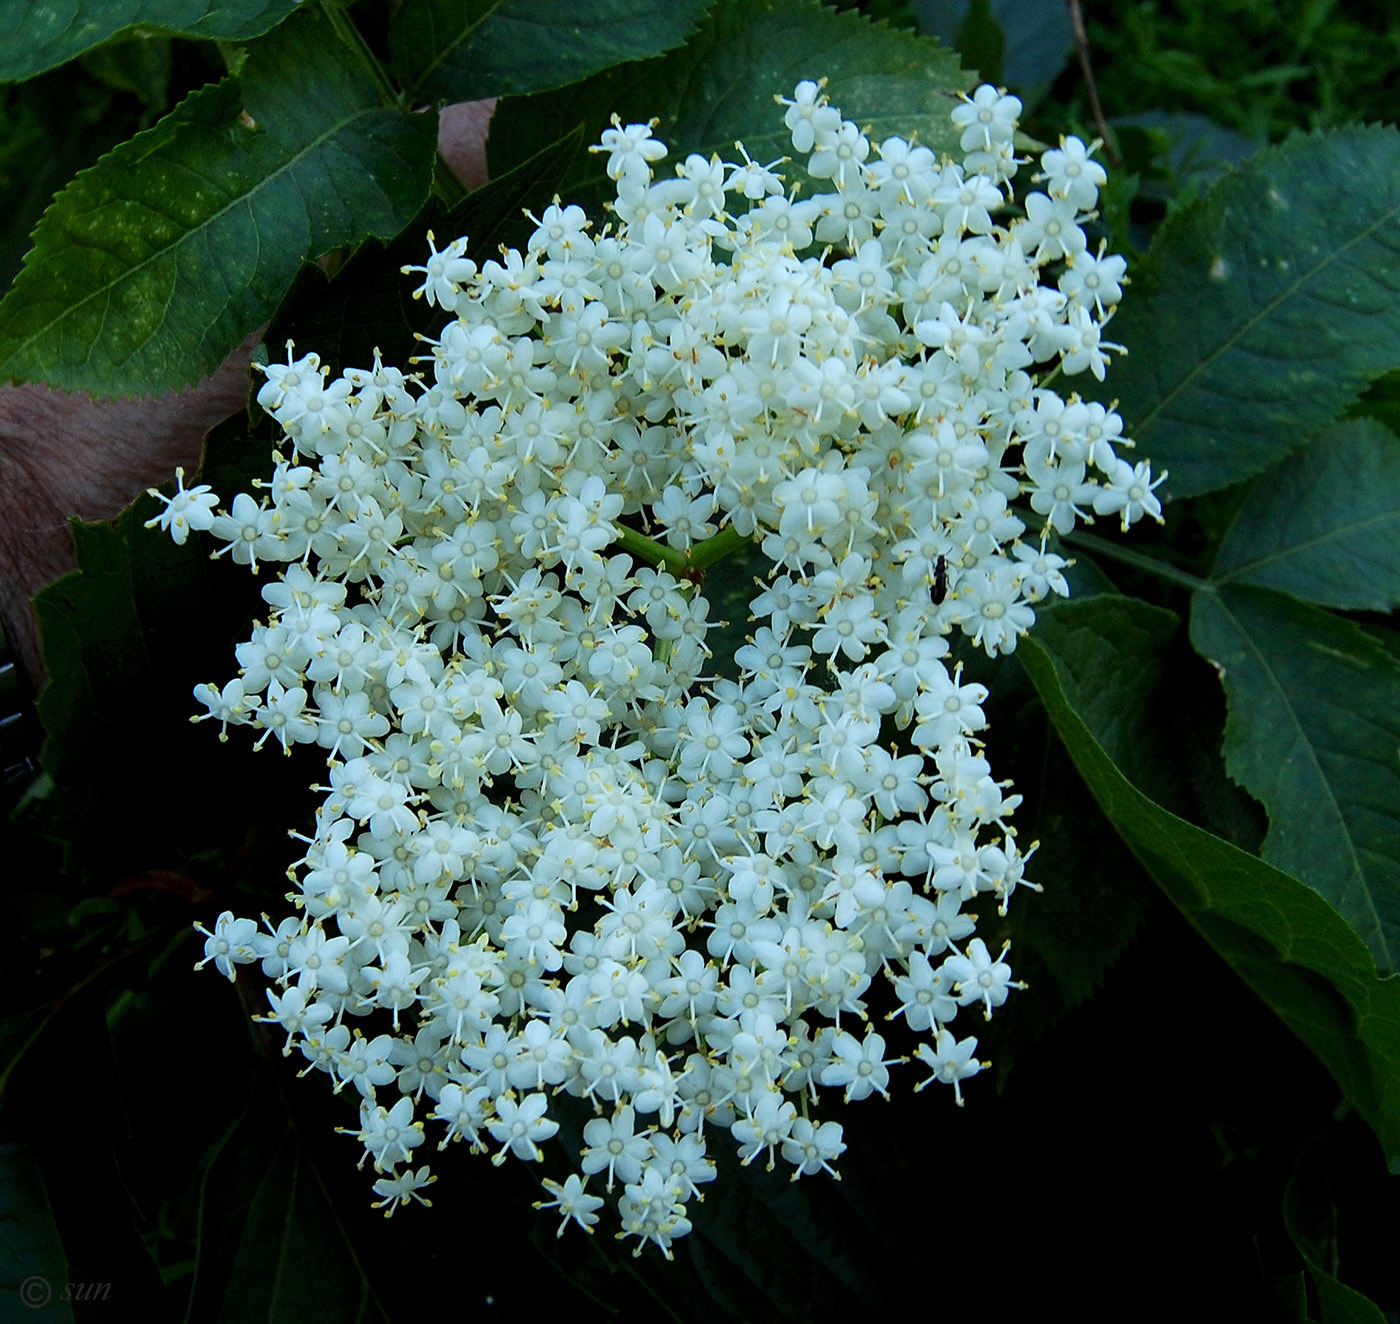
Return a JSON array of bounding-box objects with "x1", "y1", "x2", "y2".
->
[
  {"x1": 614, "y1": 526, "x2": 689, "y2": 575},
  {"x1": 687, "y1": 524, "x2": 750, "y2": 572},
  {"x1": 614, "y1": 523, "x2": 754, "y2": 577},
  {"x1": 1062, "y1": 527, "x2": 1211, "y2": 592}
]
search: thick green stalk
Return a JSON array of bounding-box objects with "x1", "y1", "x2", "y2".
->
[
  {"x1": 687, "y1": 525, "x2": 750, "y2": 571},
  {"x1": 613, "y1": 526, "x2": 689, "y2": 575}
]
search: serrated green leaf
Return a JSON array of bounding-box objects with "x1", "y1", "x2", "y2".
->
[
  {"x1": 1091, "y1": 126, "x2": 1400, "y2": 499},
  {"x1": 0, "y1": 0, "x2": 302, "y2": 83},
  {"x1": 487, "y1": 0, "x2": 973, "y2": 212},
  {"x1": 1212, "y1": 419, "x2": 1400, "y2": 612},
  {"x1": 0, "y1": 6, "x2": 437, "y2": 397},
  {"x1": 264, "y1": 126, "x2": 584, "y2": 380},
  {"x1": 390, "y1": 0, "x2": 713, "y2": 102},
  {"x1": 0, "y1": 64, "x2": 155, "y2": 300},
  {"x1": 1190, "y1": 584, "x2": 1400, "y2": 973},
  {"x1": 1346, "y1": 367, "x2": 1400, "y2": 436},
  {"x1": 1020, "y1": 596, "x2": 1400, "y2": 1170}
]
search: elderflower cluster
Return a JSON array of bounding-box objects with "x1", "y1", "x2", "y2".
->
[{"x1": 157, "y1": 82, "x2": 1160, "y2": 1254}]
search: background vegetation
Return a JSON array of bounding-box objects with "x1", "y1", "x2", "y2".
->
[{"x1": 3, "y1": 1, "x2": 1400, "y2": 1319}]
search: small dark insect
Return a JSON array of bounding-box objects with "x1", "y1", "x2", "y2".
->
[{"x1": 932, "y1": 554, "x2": 948, "y2": 606}]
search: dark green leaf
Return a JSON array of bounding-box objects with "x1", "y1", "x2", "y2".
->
[
  {"x1": 0, "y1": 64, "x2": 155, "y2": 296},
  {"x1": 1346, "y1": 368, "x2": 1400, "y2": 436},
  {"x1": 954, "y1": 0, "x2": 1003, "y2": 87},
  {"x1": 186, "y1": 1105, "x2": 390, "y2": 1324},
  {"x1": 264, "y1": 126, "x2": 584, "y2": 380},
  {"x1": 0, "y1": 1142, "x2": 73, "y2": 1321},
  {"x1": 1190, "y1": 584, "x2": 1400, "y2": 973},
  {"x1": 0, "y1": 0, "x2": 302, "y2": 83},
  {"x1": 911, "y1": 0, "x2": 1072, "y2": 94},
  {"x1": 78, "y1": 32, "x2": 173, "y2": 110},
  {"x1": 1092, "y1": 126, "x2": 1400, "y2": 499},
  {"x1": 1212, "y1": 419, "x2": 1400, "y2": 612},
  {"x1": 683, "y1": 1149, "x2": 873, "y2": 1315},
  {"x1": 1112, "y1": 111, "x2": 1259, "y2": 199},
  {"x1": 34, "y1": 520, "x2": 146, "y2": 786},
  {"x1": 702, "y1": 538, "x2": 768, "y2": 684},
  {"x1": 1284, "y1": 1177, "x2": 1389, "y2": 1324},
  {"x1": 27, "y1": 457, "x2": 321, "y2": 884},
  {"x1": 487, "y1": 0, "x2": 972, "y2": 212},
  {"x1": 1020, "y1": 596, "x2": 1400, "y2": 1170},
  {"x1": 0, "y1": 7, "x2": 437, "y2": 396},
  {"x1": 390, "y1": 0, "x2": 713, "y2": 102},
  {"x1": 999, "y1": 728, "x2": 1153, "y2": 1062}
]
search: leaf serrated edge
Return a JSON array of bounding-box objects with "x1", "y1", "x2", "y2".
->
[{"x1": 0, "y1": 39, "x2": 433, "y2": 398}]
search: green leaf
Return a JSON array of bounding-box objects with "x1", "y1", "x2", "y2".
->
[
  {"x1": 487, "y1": 0, "x2": 972, "y2": 212},
  {"x1": 34, "y1": 519, "x2": 146, "y2": 786},
  {"x1": 702, "y1": 537, "x2": 768, "y2": 684},
  {"x1": 390, "y1": 0, "x2": 713, "y2": 102},
  {"x1": 1092, "y1": 126, "x2": 1400, "y2": 499},
  {"x1": 0, "y1": 1142, "x2": 73, "y2": 1321},
  {"x1": 0, "y1": 0, "x2": 303, "y2": 83},
  {"x1": 264, "y1": 126, "x2": 584, "y2": 380},
  {"x1": 1212, "y1": 419, "x2": 1400, "y2": 612},
  {"x1": 999, "y1": 728, "x2": 1153, "y2": 1061},
  {"x1": 911, "y1": 0, "x2": 1073, "y2": 95},
  {"x1": 78, "y1": 32, "x2": 173, "y2": 110},
  {"x1": 27, "y1": 458, "x2": 320, "y2": 883},
  {"x1": 0, "y1": 6, "x2": 437, "y2": 396},
  {"x1": 954, "y1": 0, "x2": 1003, "y2": 88},
  {"x1": 1346, "y1": 367, "x2": 1400, "y2": 436},
  {"x1": 1284, "y1": 1178, "x2": 1389, "y2": 1324},
  {"x1": 1190, "y1": 584, "x2": 1400, "y2": 973},
  {"x1": 0, "y1": 61, "x2": 157, "y2": 294},
  {"x1": 1019, "y1": 596, "x2": 1400, "y2": 1170},
  {"x1": 187, "y1": 1104, "x2": 391, "y2": 1324}
]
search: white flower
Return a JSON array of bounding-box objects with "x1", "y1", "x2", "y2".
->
[
  {"x1": 145, "y1": 466, "x2": 218, "y2": 544},
  {"x1": 950, "y1": 84, "x2": 1022, "y2": 153},
  {"x1": 1037, "y1": 136, "x2": 1108, "y2": 210},
  {"x1": 591, "y1": 116, "x2": 668, "y2": 187},
  {"x1": 913, "y1": 1030, "x2": 985, "y2": 1104},
  {"x1": 371, "y1": 1166, "x2": 436, "y2": 1214},
  {"x1": 942, "y1": 938, "x2": 1019, "y2": 1020},
  {"x1": 351, "y1": 1095, "x2": 425, "y2": 1171},
  {"x1": 192, "y1": 911, "x2": 258, "y2": 980},
  {"x1": 401, "y1": 231, "x2": 476, "y2": 309},
  {"x1": 166, "y1": 76, "x2": 1157, "y2": 1245},
  {"x1": 488, "y1": 1092, "x2": 559, "y2": 1164},
  {"x1": 1094, "y1": 458, "x2": 1168, "y2": 529},
  {"x1": 535, "y1": 1173, "x2": 605, "y2": 1235}
]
